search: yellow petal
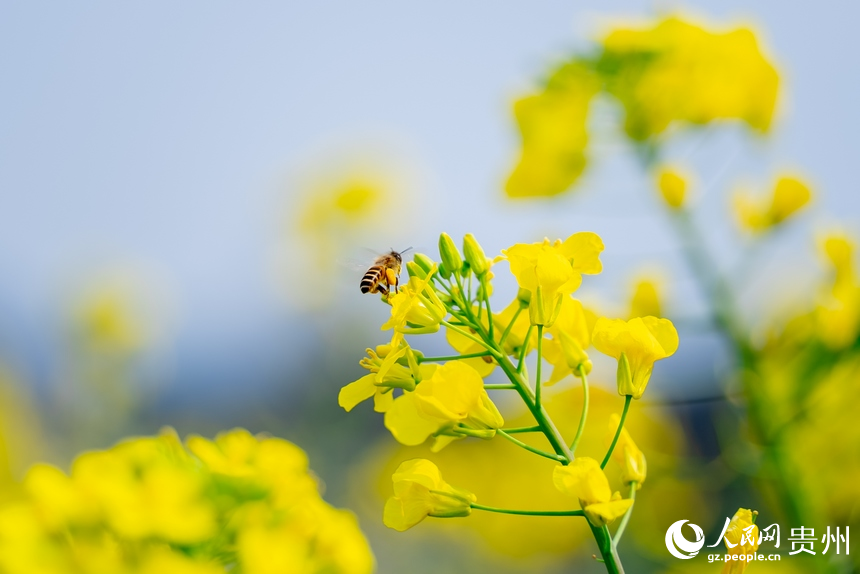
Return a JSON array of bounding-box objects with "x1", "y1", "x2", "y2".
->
[
  {"x1": 384, "y1": 393, "x2": 440, "y2": 446},
  {"x1": 584, "y1": 498, "x2": 634, "y2": 527},
  {"x1": 338, "y1": 374, "x2": 378, "y2": 412}
]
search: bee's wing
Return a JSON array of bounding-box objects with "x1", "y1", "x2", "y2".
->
[{"x1": 337, "y1": 257, "x2": 375, "y2": 272}]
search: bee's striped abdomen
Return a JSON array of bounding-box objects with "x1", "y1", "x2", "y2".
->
[{"x1": 361, "y1": 266, "x2": 386, "y2": 294}]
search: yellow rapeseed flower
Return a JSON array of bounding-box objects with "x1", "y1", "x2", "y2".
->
[
  {"x1": 0, "y1": 429, "x2": 374, "y2": 574},
  {"x1": 733, "y1": 176, "x2": 812, "y2": 232},
  {"x1": 381, "y1": 269, "x2": 447, "y2": 345},
  {"x1": 383, "y1": 459, "x2": 476, "y2": 531},
  {"x1": 339, "y1": 342, "x2": 434, "y2": 413},
  {"x1": 506, "y1": 62, "x2": 600, "y2": 197},
  {"x1": 504, "y1": 232, "x2": 604, "y2": 326},
  {"x1": 492, "y1": 298, "x2": 537, "y2": 357},
  {"x1": 543, "y1": 297, "x2": 594, "y2": 383},
  {"x1": 592, "y1": 316, "x2": 679, "y2": 399},
  {"x1": 600, "y1": 16, "x2": 779, "y2": 140},
  {"x1": 816, "y1": 233, "x2": 860, "y2": 349},
  {"x1": 722, "y1": 508, "x2": 760, "y2": 574},
  {"x1": 605, "y1": 414, "x2": 647, "y2": 487},
  {"x1": 655, "y1": 166, "x2": 688, "y2": 209},
  {"x1": 553, "y1": 458, "x2": 633, "y2": 526},
  {"x1": 384, "y1": 362, "x2": 503, "y2": 451},
  {"x1": 445, "y1": 315, "x2": 496, "y2": 378}
]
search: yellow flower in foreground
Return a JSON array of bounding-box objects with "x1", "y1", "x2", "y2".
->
[
  {"x1": 506, "y1": 62, "x2": 600, "y2": 197},
  {"x1": 655, "y1": 166, "x2": 688, "y2": 209},
  {"x1": 553, "y1": 458, "x2": 633, "y2": 527},
  {"x1": 600, "y1": 16, "x2": 779, "y2": 140},
  {"x1": 722, "y1": 508, "x2": 760, "y2": 574},
  {"x1": 0, "y1": 429, "x2": 374, "y2": 574},
  {"x1": 606, "y1": 414, "x2": 647, "y2": 487},
  {"x1": 339, "y1": 342, "x2": 434, "y2": 413},
  {"x1": 734, "y1": 176, "x2": 812, "y2": 232},
  {"x1": 384, "y1": 362, "x2": 503, "y2": 451},
  {"x1": 504, "y1": 232, "x2": 604, "y2": 326},
  {"x1": 592, "y1": 316, "x2": 679, "y2": 399},
  {"x1": 492, "y1": 298, "x2": 537, "y2": 357},
  {"x1": 446, "y1": 309, "x2": 496, "y2": 377},
  {"x1": 383, "y1": 459, "x2": 476, "y2": 531}
]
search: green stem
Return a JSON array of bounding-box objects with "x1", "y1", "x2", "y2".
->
[
  {"x1": 611, "y1": 482, "x2": 637, "y2": 549},
  {"x1": 498, "y1": 306, "x2": 523, "y2": 348},
  {"x1": 440, "y1": 320, "x2": 498, "y2": 356},
  {"x1": 495, "y1": 353, "x2": 572, "y2": 462},
  {"x1": 470, "y1": 503, "x2": 584, "y2": 517},
  {"x1": 482, "y1": 278, "x2": 494, "y2": 341},
  {"x1": 517, "y1": 325, "x2": 534, "y2": 374},
  {"x1": 590, "y1": 522, "x2": 624, "y2": 574},
  {"x1": 419, "y1": 351, "x2": 493, "y2": 363},
  {"x1": 535, "y1": 325, "x2": 544, "y2": 410},
  {"x1": 602, "y1": 395, "x2": 632, "y2": 469},
  {"x1": 570, "y1": 371, "x2": 590, "y2": 454},
  {"x1": 502, "y1": 425, "x2": 542, "y2": 434},
  {"x1": 496, "y1": 429, "x2": 564, "y2": 462},
  {"x1": 484, "y1": 384, "x2": 517, "y2": 390}
]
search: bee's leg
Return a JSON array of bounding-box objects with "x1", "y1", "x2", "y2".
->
[
  {"x1": 377, "y1": 284, "x2": 389, "y2": 296},
  {"x1": 384, "y1": 268, "x2": 399, "y2": 294}
]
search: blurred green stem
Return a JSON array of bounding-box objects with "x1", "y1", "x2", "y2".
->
[
  {"x1": 570, "y1": 371, "x2": 590, "y2": 453},
  {"x1": 602, "y1": 395, "x2": 632, "y2": 469}
]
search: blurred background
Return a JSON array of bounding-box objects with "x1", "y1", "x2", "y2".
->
[{"x1": 1, "y1": 1, "x2": 858, "y2": 573}]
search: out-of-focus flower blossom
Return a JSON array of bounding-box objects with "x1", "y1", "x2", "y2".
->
[
  {"x1": 733, "y1": 176, "x2": 812, "y2": 232},
  {"x1": 384, "y1": 362, "x2": 503, "y2": 451},
  {"x1": 592, "y1": 316, "x2": 679, "y2": 399},
  {"x1": 722, "y1": 508, "x2": 760, "y2": 574},
  {"x1": 0, "y1": 429, "x2": 374, "y2": 574},
  {"x1": 553, "y1": 457, "x2": 633, "y2": 526},
  {"x1": 605, "y1": 414, "x2": 647, "y2": 487},
  {"x1": 629, "y1": 277, "x2": 663, "y2": 319},
  {"x1": 599, "y1": 16, "x2": 779, "y2": 141},
  {"x1": 506, "y1": 62, "x2": 600, "y2": 197},
  {"x1": 816, "y1": 233, "x2": 860, "y2": 348},
  {"x1": 492, "y1": 298, "x2": 537, "y2": 357},
  {"x1": 504, "y1": 232, "x2": 603, "y2": 326},
  {"x1": 655, "y1": 166, "x2": 689, "y2": 210},
  {"x1": 383, "y1": 459, "x2": 475, "y2": 531}
]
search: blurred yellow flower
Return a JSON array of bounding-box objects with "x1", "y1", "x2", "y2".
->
[
  {"x1": 384, "y1": 362, "x2": 503, "y2": 451},
  {"x1": 506, "y1": 62, "x2": 600, "y2": 197},
  {"x1": 600, "y1": 16, "x2": 779, "y2": 140},
  {"x1": 592, "y1": 316, "x2": 679, "y2": 399},
  {"x1": 722, "y1": 508, "x2": 760, "y2": 574},
  {"x1": 733, "y1": 176, "x2": 812, "y2": 232},
  {"x1": 629, "y1": 277, "x2": 663, "y2": 319},
  {"x1": 446, "y1": 309, "x2": 496, "y2": 378},
  {"x1": 383, "y1": 459, "x2": 475, "y2": 531},
  {"x1": 553, "y1": 457, "x2": 633, "y2": 526},
  {"x1": 605, "y1": 414, "x2": 647, "y2": 487},
  {"x1": 655, "y1": 166, "x2": 688, "y2": 209},
  {"x1": 816, "y1": 233, "x2": 860, "y2": 348},
  {"x1": 0, "y1": 428, "x2": 374, "y2": 574},
  {"x1": 504, "y1": 232, "x2": 603, "y2": 326}
]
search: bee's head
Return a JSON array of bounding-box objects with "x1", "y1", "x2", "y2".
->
[{"x1": 392, "y1": 247, "x2": 412, "y2": 263}]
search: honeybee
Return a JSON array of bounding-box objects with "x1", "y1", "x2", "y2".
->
[{"x1": 360, "y1": 248, "x2": 411, "y2": 296}]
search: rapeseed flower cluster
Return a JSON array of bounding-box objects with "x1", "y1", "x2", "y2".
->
[
  {"x1": 507, "y1": 15, "x2": 779, "y2": 197},
  {"x1": 0, "y1": 428, "x2": 373, "y2": 574},
  {"x1": 342, "y1": 231, "x2": 678, "y2": 571}
]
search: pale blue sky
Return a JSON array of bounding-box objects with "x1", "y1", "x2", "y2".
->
[{"x1": 1, "y1": 1, "x2": 858, "y2": 403}]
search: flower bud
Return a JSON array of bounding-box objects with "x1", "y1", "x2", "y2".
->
[
  {"x1": 463, "y1": 234, "x2": 489, "y2": 276},
  {"x1": 438, "y1": 233, "x2": 463, "y2": 277},
  {"x1": 413, "y1": 253, "x2": 436, "y2": 274},
  {"x1": 616, "y1": 352, "x2": 634, "y2": 397},
  {"x1": 438, "y1": 262, "x2": 452, "y2": 279},
  {"x1": 656, "y1": 166, "x2": 687, "y2": 210},
  {"x1": 516, "y1": 288, "x2": 531, "y2": 309},
  {"x1": 406, "y1": 260, "x2": 427, "y2": 280}
]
